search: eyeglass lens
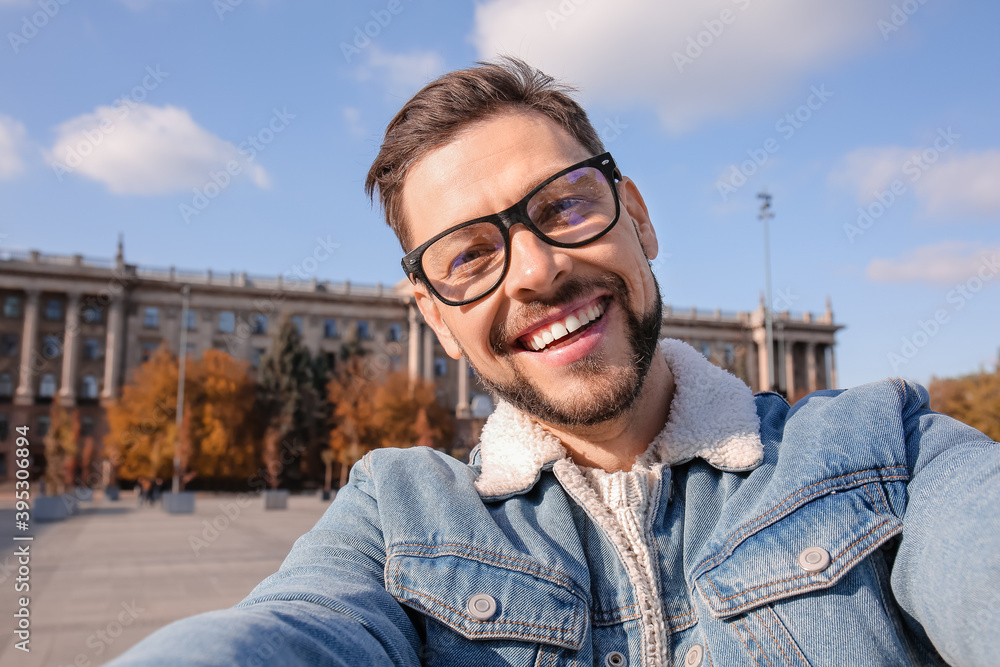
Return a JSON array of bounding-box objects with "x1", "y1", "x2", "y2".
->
[{"x1": 421, "y1": 166, "x2": 615, "y2": 303}]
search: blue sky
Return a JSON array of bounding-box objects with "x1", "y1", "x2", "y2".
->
[{"x1": 1, "y1": 0, "x2": 997, "y2": 390}]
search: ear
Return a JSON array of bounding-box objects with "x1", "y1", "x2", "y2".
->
[
  {"x1": 413, "y1": 283, "x2": 464, "y2": 360},
  {"x1": 618, "y1": 176, "x2": 658, "y2": 261}
]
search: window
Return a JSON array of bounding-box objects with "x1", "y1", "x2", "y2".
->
[
  {"x1": 0, "y1": 452, "x2": 5, "y2": 476},
  {"x1": 39, "y1": 373, "x2": 57, "y2": 397},
  {"x1": 290, "y1": 316, "x2": 303, "y2": 335},
  {"x1": 185, "y1": 309, "x2": 197, "y2": 331},
  {"x1": 389, "y1": 355, "x2": 402, "y2": 371},
  {"x1": 724, "y1": 343, "x2": 735, "y2": 366},
  {"x1": 0, "y1": 373, "x2": 11, "y2": 396},
  {"x1": 323, "y1": 318, "x2": 339, "y2": 339},
  {"x1": 143, "y1": 307, "x2": 159, "y2": 328},
  {"x1": 44, "y1": 298, "x2": 62, "y2": 320},
  {"x1": 80, "y1": 416, "x2": 94, "y2": 437},
  {"x1": 3, "y1": 296, "x2": 19, "y2": 318},
  {"x1": 0, "y1": 414, "x2": 7, "y2": 441},
  {"x1": 42, "y1": 335, "x2": 62, "y2": 358},
  {"x1": 251, "y1": 347, "x2": 265, "y2": 368},
  {"x1": 141, "y1": 341, "x2": 159, "y2": 362},
  {"x1": 219, "y1": 311, "x2": 235, "y2": 333},
  {"x1": 434, "y1": 357, "x2": 448, "y2": 377},
  {"x1": 82, "y1": 305, "x2": 101, "y2": 324},
  {"x1": 83, "y1": 338, "x2": 101, "y2": 360},
  {"x1": 185, "y1": 343, "x2": 197, "y2": 358},
  {"x1": 81, "y1": 375, "x2": 99, "y2": 399},
  {"x1": 252, "y1": 313, "x2": 267, "y2": 335},
  {"x1": 37, "y1": 416, "x2": 50, "y2": 438},
  {"x1": 357, "y1": 321, "x2": 371, "y2": 340},
  {"x1": 699, "y1": 342, "x2": 711, "y2": 358},
  {"x1": 1, "y1": 333, "x2": 17, "y2": 356},
  {"x1": 387, "y1": 323, "x2": 402, "y2": 342}
]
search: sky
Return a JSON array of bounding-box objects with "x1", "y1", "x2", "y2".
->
[{"x1": 0, "y1": 0, "x2": 997, "y2": 390}]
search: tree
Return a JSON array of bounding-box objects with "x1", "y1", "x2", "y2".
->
[
  {"x1": 327, "y1": 345, "x2": 378, "y2": 487},
  {"x1": 256, "y1": 317, "x2": 318, "y2": 488},
  {"x1": 929, "y1": 366, "x2": 1000, "y2": 441},
  {"x1": 43, "y1": 404, "x2": 78, "y2": 495}
]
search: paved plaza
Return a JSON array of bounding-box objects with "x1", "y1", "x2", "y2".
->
[{"x1": 0, "y1": 490, "x2": 331, "y2": 666}]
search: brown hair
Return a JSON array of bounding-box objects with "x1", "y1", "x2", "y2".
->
[{"x1": 365, "y1": 57, "x2": 605, "y2": 251}]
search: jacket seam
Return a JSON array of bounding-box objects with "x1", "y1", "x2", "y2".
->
[
  {"x1": 766, "y1": 607, "x2": 809, "y2": 666},
  {"x1": 733, "y1": 617, "x2": 764, "y2": 667},
  {"x1": 754, "y1": 610, "x2": 793, "y2": 667},
  {"x1": 389, "y1": 544, "x2": 576, "y2": 591},
  {"x1": 741, "y1": 617, "x2": 776, "y2": 667},
  {"x1": 694, "y1": 467, "x2": 908, "y2": 574}
]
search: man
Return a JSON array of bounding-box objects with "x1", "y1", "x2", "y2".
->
[{"x1": 113, "y1": 59, "x2": 999, "y2": 666}]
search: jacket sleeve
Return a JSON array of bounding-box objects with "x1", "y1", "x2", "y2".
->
[
  {"x1": 107, "y1": 455, "x2": 422, "y2": 666},
  {"x1": 890, "y1": 380, "x2": 1000, "y2": 667}
]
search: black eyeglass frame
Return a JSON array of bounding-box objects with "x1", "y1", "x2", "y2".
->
[{"x1": 401, "y1": 152, "x2": 623, "y2": 306}]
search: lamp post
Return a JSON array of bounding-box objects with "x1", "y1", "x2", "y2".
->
[
  {"x1": 173, "y1": 284, "x2": 190, "y2": 494},
  {"x1": 758, "y1": 191, "x2": 775, "y2": 392}
]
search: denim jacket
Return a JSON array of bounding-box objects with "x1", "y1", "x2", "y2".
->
[{"x1": 111, "y1": 340, "x2": 1000, "y2": 667}]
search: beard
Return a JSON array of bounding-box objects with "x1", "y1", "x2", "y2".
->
[{"x1": 464, "y1": 271, "x2": 663, "y2": 429}]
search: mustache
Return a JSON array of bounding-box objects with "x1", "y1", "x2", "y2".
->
[{"x1": 490, "y1": 274, "x2": 629, "y2": 354}]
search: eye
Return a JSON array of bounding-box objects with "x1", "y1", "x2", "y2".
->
[{"x1": 448, "y1": 242, "x2": 500, "y2": 276}]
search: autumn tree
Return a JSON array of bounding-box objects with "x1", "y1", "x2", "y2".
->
[
  {"x1": 929, "y1": 366, "x2": 1000, "y2": 441},
  {"x1": 256, "y1": 317, "x2": 319, "y2": 488},
  {"x1": 43, "y1": 404, "x2": 78, "y2": 495},
  {"x1": 327, "y1": 345, "x2": 379, "y2": 487}
]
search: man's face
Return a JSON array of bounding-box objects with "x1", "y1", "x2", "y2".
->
[{"x1": 403, "y1": 111, "x2": 663, "y2": 428}]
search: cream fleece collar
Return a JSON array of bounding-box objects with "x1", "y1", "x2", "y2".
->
[{"x1": 474, "y1": 338, "x2": 763, "y2": 498}]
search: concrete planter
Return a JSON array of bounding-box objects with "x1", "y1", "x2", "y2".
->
[
  {"x1": 162, "y1": 491, "x2": 196, "y2": 514},
  {"x1": 33, "y1": 495, "x2": 72, "y2": 522},
  {"x1": 263, "y1": 490, "x2": 289, "y2": 510},
  {"x1": 105, "y1": 487, "x2": 120, "y2": 501},
  {"x1": 74, "y1": 487, "x2": 94, "y2": 502}
]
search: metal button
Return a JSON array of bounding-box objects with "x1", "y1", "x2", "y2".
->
[
  {"x1": 604, "y1": 651, "x2": 626, "y2": 667},
  {"x1": 798, "y1": 546, "x2": 831, "y2": 573},
  {"x1": 684, "y1": 644, "x2": 704, "y2": 667},
  {"x1": 466, "y1": 593, "x2": 496, "y2": 620}
]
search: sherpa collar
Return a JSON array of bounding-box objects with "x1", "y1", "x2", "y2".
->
[{"x1": 473, "y1": 338, "x2": 763, "y2": 498}]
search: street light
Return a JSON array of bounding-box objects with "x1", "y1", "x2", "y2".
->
[
  {"x1": 758, "y1": 191, "x2": 775, "y2": 392},
  {"x1": 173, "y1": 284, "x2": 190, "y2": 494}
]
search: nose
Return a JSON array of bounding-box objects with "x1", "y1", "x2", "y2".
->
[{"x1": 502, "y1": 226, "x2": 571, "y2": 300}]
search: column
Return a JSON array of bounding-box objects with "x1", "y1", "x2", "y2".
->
[
  {"x1": 407, "y1": 303, "x2": 421, "y2": 381},
  {"x1": 14, "y1": 289, "x2": 40, "y2": 406},
  {"x1": 829, "y1": 344, "x2": 838, "y2": 389},
  {"x1": 422, "y1": 324, "x2": 434, "y2": 382},
  {"x1": 806, "y1": 342, "x2": 817, "y2": 393},
  {"x1": 456, "y1": 355, "x2": 471, "y2": 418},
  {"x1": 59, "y1": 292, "x2": 81, "y2": 406},
  {"x1": 102, "y1": 295, "x2": 124, "y2": 402},
  {"x1": 784, "y1": 339, "x2": 795, "y2": 399},
  {"x1": 745, "y1": 338, "x2": 759, "y2": 393}
]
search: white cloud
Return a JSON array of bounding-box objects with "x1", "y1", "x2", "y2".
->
[
  {"x1": 866, "y1": 242, "x2": 1000, "y2": 286},
  {"x1": 46, "y1": 104, "x2": 269, "y2": 195},
  {"x1": 472, "y1": 0, "x2": 897, "y2": 133},
  {"x1": 343, "y1": 107, "x2": 365, "y2": 139},
  {"x1": 0, "y1": 114, "x2": 27, "y2": 179},
  {"x1": 354, "y1": 45, "x2": 445, "y2": 98},
  {"x1": 831, "y1": 145, "x2": 1000, "y2": 221}
]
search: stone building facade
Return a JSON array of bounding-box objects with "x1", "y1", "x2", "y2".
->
[{"x1": 0, "y1": 243, "x2": 841, "y2": 482}]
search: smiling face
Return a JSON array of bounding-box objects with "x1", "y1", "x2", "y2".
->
[{"x1": 404, "y1": 111, "x2": 663, "y2": 429}]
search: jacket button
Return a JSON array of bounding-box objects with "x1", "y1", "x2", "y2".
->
[
  {"x1": 604, "y1": 651, "x2": 626, "y2": 667},
  {"x1": 798, "y1": 546, "x2": 831, "y2": 572},
  {"x1": 466, "y1": 594, "x2": 497, "y2": 620},
  {"x1": 684, "y1": 644, "x2": 704, "y2": 666}
]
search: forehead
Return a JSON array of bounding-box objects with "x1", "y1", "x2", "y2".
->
[{"x1": 401, "y1": 111, "x2": 593, "y2": 247}]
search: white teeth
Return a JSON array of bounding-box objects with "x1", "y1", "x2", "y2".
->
[{"x1": 523, "y1": 299, "x2": 607, "y2": 352}]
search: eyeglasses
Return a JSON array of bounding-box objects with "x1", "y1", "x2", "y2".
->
[{"x1": 401, "y1": 152, "x2": 622, "y2": 306}]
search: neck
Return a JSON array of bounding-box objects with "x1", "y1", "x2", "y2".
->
[{"x1": 540, "y1": 353, "x2": 675, "y2": 472}]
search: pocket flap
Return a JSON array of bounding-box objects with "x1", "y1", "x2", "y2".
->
[
  {"x1": 386, "y1": 547, "x2": 588, "y2": 649},
  {"x1": 695, "y1": 483, "x2": 902, "y2": 618}
]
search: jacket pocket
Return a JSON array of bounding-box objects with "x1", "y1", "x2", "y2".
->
[
  {"x1": 694, "y1": 480, "x2": 903, "y2": 618},
  {"x1": 385, "y1": 544, "x2": 589, "y2": 651}
]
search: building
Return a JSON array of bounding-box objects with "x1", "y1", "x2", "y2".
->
[{"x1": 0, "y1": 242, "x2": 842, "y2": 481}]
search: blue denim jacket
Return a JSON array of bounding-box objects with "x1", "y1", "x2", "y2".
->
[{"x1": 110, "y1": 366, "x2": 1000, "y2": 666}]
